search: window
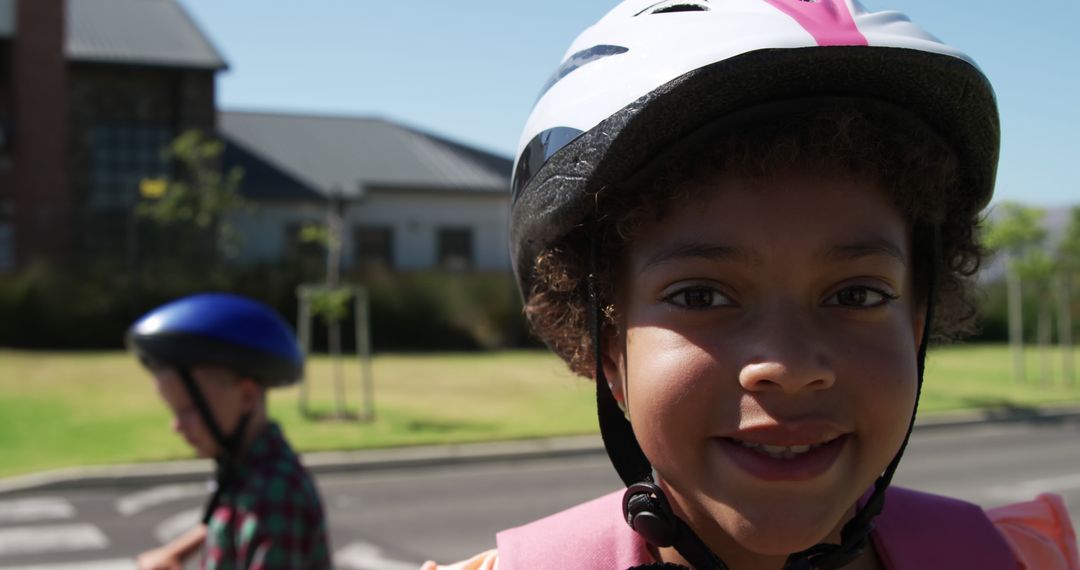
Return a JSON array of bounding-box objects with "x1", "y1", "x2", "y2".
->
[
  {"x1": 88, "y1": 122, "x2": 172, "y2": 209},
  {"x1": 0, "y1": 199, "x2": 12, "y2": 271},
  {"x1": 437, "y1": 227, "x2": 473, "y2": 270},
  {"x1": 353, "y1": 226, "x2": 393, "y2": 269},
  {"x1": 0, "y1": 116, "x2": 9, "y2": 155},
  {"x1": 0, "y1": 222, "x2": 11, "y2": 272}
]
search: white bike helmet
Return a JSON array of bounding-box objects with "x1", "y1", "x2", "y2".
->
[
  {"x1": 509, "y1": 1, "x2": 998, "y2": 569},
  {"x1": 511, "y1": 0, "x2": 997, "y2": 293}
]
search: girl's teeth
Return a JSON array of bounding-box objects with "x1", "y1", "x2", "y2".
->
[{"x1": 735, "y1": 440, "x2": 824, "y2": 459}]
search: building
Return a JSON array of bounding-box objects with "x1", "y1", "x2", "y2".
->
[
  {"x1": 1, "y1": 0, "x2": 223, "y2": 271},
  {"x1": 223, "y1": 111, "x2": 512, "y2": 272},
  {"x1": 1, "y1": 0, "x2": 512, "y2": 274}
]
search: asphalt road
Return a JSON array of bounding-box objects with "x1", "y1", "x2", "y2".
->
[{"x1": 1, "y1": 418, "x2": 1077, "y2": 570}]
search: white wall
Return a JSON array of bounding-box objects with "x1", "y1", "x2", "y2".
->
[
  {"x1": 229, "y1": 200, "x2": 325, "y2": 263},
  {"x1": 229, "y1": 189, "x2": 511, "y2": 271}
]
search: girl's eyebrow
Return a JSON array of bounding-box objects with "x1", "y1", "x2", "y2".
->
[
  {"x1": 638, "y1": 238, "x2": 906, "y2": 274},
  {"x1": 639, "y1": 242, "x2": 760, "y2": 273},
  {"x1": 824, "y1": 240, "x2": 907, "y2": 264}
]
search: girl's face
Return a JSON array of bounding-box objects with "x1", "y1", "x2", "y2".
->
[{"x1": 604, "y1": 171, "x2": 921, "y2": 567}]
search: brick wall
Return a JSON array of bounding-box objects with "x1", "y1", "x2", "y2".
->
[{"x1": 11, "y1": 0, "x2": 67, "y2": 269}]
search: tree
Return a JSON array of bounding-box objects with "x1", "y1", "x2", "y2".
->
[
  {"x1": 1055, "y1": 206, "x2": 1080, "y2": 385},
  {"x1": 136, "y1": 129, "x2": 246, "y2": 263},
  {"x1": 1015, "y1": 249, "x2": 1054, "y2": 385},
  {"x1": 295, "y1": 194, "x2": 374, "y2": 421},
  {"x1": 984, "y1": 203, "x2": 1047, "y2": 383}
]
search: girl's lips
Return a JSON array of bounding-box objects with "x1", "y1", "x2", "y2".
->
[{"x1": 715, "y1": 434, "x2": 849, "y2": 482}]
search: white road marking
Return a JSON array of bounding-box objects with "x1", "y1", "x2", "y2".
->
[
  {"x1": 0, "y1": 523, "x2": 108, "y2": 557},
  {"x1": 0, "y1": 498, "x2": 75, "y2": 523},
  {"x1": 0, "y1": 559, "x2": 135, "y2": 570},
  {"x1": 154, "y1": 507, "x2": 202, "y2": 544},
  {"x1": 336, "y1": 541, "x2": 418, "y2": 570},
  {"x1": 115, "y1": 484, "x2": 205, "y2": 516},
  {"x1": 986, "y1": 472, "x2": 1080, "y2": 502}
]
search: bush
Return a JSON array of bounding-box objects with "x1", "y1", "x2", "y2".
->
[
  {"x1": 362, "y1": 271, "x2": 533, "y2": 351},
  {"x1": 0, "y1": 262, "x2": 139, "y2": 348},
  {"x1": 969, "y1": 276, "x2": 1080, "y2": 343},
  {"x1": 0, "y1": 262, "x2": 539, "y2": 351}
]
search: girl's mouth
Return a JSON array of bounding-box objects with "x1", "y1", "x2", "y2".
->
[
  {"x1": 716, "y1": 434, "x2": 849, "y2": 481},
  {"x1": 729, "y1": 438, "x2": 836, "y2": 460}
]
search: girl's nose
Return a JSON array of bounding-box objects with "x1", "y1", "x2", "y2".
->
[
  {"x1": 737, "y1": 307, "x2": 836, "y2": 394},
  {"x1": 739, "y1": 359, "x2": 835, "y2": 393}
]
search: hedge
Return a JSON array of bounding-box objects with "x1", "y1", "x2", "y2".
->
[{"x1": 0, "y1": 262, "x2": 539, "y2": 351}]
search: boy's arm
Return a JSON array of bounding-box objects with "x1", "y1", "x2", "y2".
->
[{"x1": 136, "y1": 524, "x2": 208, "y2": 570}]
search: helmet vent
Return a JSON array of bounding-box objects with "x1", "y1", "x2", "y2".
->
[{"x1": 637, "y1": 1, "x2": 710, "y2": 15}]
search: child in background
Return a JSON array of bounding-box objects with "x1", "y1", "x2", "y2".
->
[
  {"x1": 128, "y1": 293, "x2": 331, "y2": 570},
  {"x1": 426, "y1": 0, "x2": 1078, "y2": 568}
]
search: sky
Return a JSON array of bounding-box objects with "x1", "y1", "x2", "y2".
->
[{"x1": 178, "y1": 0, "x2": 1079, "y2": 208}]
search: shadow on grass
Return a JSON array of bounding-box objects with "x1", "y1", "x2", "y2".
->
[
  {"x1": 301, "y1": 410, "x2": 375, "y2": 423},
  {"x1": 959, "y1": 398, "x2": 1080, "y2": 426},
  {"x1": 297, "y1": 407, "x2": 494, "y2": 433},
  {"x1": 405, "y1": 418, "x2": 494, "y2": 434}
]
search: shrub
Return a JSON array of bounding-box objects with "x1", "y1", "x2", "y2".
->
[{"x1": 0, "y1": 262, "x2": 538, "y2": 351}]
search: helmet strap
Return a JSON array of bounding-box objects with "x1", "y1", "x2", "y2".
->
[
  {"x1": 177, "y1": 367, "x2": 232, "y2": 455},
  {"x1": 785, "y1": 224, "x2": 942, "y2": 569},
  {"x1": 590, "y1": 232, "x2": 725, "y2": 568},
  {"x1": 590, "y1": 234, "x2": 652, "y2": 487},
  {"x1": 594, "y1": 225, "x2": 943, "y2": 569},
  {"x1": 176, "y1": 367, "x2": 254, "y2": 523}
]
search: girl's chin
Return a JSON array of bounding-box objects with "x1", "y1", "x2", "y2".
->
[
  {"x1": 694, "y1": 501, "x2": 847, "y2": 558},
  {"x1": 727, "y1": 525, "x2": 836, "y2": 557}
]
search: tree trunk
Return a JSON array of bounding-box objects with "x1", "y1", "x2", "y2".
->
[
  {"x1": 1058, "y1": 273, "x2": 1075, "y2": 386},
  {"x1": 1037, "y1": 297, "x2": 1053, "y2": 386},
  {"x1": 355, "y1": 289, "x2": 375, "y2": 422},
  {"x1": 326, "y1": 195, "x2": 346, "y2": 417},
  {"x1": 1007, "y1": 259, "x2": 1025, "y2": 383},
  {"x1": 297, "y1": 291, "x2": 312, "y2": 416},
  {"x1": 330, "y1": 320, "x2": 346, "y2": 417}
]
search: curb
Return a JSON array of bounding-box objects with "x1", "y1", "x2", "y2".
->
[
  {"x1": 0, "y1": 435, "x2": 606, "y2": 496},
  {"x1": 3, "y1": 405, "x2": 1079, "y2": 496}
]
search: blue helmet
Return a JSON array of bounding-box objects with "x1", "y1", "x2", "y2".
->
[{"x1": 127, "y1": 293, "x2": 304, "y2": 386}]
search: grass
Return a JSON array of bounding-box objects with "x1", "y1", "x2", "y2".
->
[
  {"x1": 920, "y1": 344, "x2": 1080, "y2": 410},
  {"x1": 1, "y1": 344, "x2": 1078, "y2": 478}
]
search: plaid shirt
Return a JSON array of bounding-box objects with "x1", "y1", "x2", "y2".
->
[{"x1": 203, "y1": 422, "x2": 331, "y2": 570}]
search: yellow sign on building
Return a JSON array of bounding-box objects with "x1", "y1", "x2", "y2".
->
[{"x1": 139, "y1": 177, "x2": 168, "y2": 199}]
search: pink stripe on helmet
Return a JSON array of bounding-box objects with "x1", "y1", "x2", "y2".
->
[{"x1": 761, "y1": 0, "x2": 868, "y2": 46}]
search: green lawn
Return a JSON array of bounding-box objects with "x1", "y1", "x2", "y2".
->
[{"x1": 1, "y1": 344, "x2": 1078, "y2": 478}]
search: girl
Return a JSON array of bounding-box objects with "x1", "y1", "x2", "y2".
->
[{"x1": 427, "y1": 1, "x2": 1077, "y2": 568}]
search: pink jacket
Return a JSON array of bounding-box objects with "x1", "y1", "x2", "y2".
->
[{"x1": 490, "y1": 487, "x2": 1066, "y2": 569}]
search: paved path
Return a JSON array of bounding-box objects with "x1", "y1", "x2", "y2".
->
[{"x1": 1, "y1": 418, "x2": 1077, "y2": 569}]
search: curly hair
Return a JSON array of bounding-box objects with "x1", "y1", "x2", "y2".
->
[{"x1": 524, "y1": 102, "x2": 988, "y2": 379}]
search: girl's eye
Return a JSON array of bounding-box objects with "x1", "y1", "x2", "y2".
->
[
  {"x1": 665, "y1": 286, "x2": 731, "y2": 309},
  {"x1": 825, "y1": 286, "x2": 896, "y2": 308}
]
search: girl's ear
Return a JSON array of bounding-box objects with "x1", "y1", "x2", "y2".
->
[
  {"x1": 913, "y1": 301, "x2": 928, "y2": 348},
  {"x1": 600, "y1": 330, "x2": 628, "y2": 411}
]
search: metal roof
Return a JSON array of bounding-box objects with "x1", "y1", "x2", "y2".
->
[
  {"x1": 219, "y1": 111, "x2": 512, "y2": 200},
  {"x1": 67, "y1": 0, "x2": 227, "y2": 69}
]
